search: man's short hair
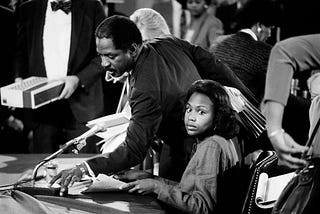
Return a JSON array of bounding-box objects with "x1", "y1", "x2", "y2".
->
[
  {"x1": 130, "y1": 8, "x2": 170, "y2": 41},
  {"x1": 95, "y1": 15, "x2": 142, "y2": 50},
  {"x1": 233, "y1": 0, "x2": 282, "y2": 30}
]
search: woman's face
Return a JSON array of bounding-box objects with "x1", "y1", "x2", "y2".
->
[
  {"x1": 184, "y1": 92, "x2": 214, "y2": 137},
  {"x1": 187, "y1": 0, "x2": 207, "y2": 17}
]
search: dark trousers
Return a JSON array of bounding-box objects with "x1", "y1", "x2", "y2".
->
[{"x1": 25, "y1": 100, "x2": 99, "y2": 154}]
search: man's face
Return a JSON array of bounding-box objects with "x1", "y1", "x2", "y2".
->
[{"x1": 96, "y1": 37, "x2": 133, "y2": 80}]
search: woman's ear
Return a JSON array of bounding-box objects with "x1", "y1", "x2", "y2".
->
[{"x1": 256, "y1": 23, "x2": 262, "y2": 33}]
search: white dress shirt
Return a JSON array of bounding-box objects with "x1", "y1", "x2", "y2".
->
[
  {"x1": 43, "y1": 0, "x2": 72, "y2": 80},
  {"x1": 240, "y1": 28, "x2": 258, "y2": 41}
]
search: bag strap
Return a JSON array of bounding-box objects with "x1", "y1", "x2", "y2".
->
[
  {"x1": 306, "y1": 115, "x2": 320, "y2": 147},
  {"x1": 302, "y1": 115, "x2": 320, "y2": 159}
]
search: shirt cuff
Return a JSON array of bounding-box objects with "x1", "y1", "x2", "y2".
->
[{"x1": 83, "y1": 161, "x2": 96, "y2": 177}]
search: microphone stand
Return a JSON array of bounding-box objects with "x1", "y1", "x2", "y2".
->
[
  {"x1": 30, "y1": 124, "x2": 104, "y2": 187},
  {"x1": 30, "y1": 137, "x2": 85, "y2": 187}
]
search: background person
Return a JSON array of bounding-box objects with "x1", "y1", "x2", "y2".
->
[
  {"x1": 14, "y1": 0, "x2": 106, "y2": 153},
  {"x1": 262, "y1": 34, "x2": 320, "y2": 169},
  {"x1": 183, "y1": 0, "x2": 224, "y2": 50}
]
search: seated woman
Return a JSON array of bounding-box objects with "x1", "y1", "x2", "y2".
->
[
  {"x1": 183, "y1": 0, "x2": 224, "y2": 50},
  {"x1": 119, "y1": 79, "x2": 242, "y2": 214}
]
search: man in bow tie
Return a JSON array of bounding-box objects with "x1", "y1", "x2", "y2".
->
[
  {"x1": 14, "y1": 0, "x2": 106, "y2": 153},
  {"x1": 50, "y1": 0, "x2": 72, "y2": 14}
]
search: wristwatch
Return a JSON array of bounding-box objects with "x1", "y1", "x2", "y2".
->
[{"x1": 76, "y1": 162, "x2": 88, "y2": 176}]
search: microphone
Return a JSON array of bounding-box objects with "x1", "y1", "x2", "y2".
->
[
  {"x1": 70, "y1": 124, "x2": 108, "y2": 154},
  {"x1": 30, "y1": 124, "x2": 108, "y2": 185},
  {"x1": 77, "y1": 124, "x2": 108, "y2": 140}
]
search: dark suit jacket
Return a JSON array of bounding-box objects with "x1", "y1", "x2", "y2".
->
[
  {"x1": 86, "y1": 36, "x2": 256, "y2": 177},
  {"x1": 0, "y1": 5, "x2": 16, "y2": 122},
  {"x1": 14, "y1": 0, "x2": 106, "y2": 122}
]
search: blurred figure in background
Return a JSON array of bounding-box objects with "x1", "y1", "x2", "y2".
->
[
  {"x1": 0, "y1": 2, "x2": 29, "y2": 153},
  {"x1": 213, "y1": 0, "x2": 240, "y2": 34},
  {"x1": 130, "y1": 8, "x2": 171, "y2": 41},
  {"x1": 183, "y1": 0, "x2": 223, "y2": 50},
  {"x1": 211, "y1": 0, "x2": 310, "y2": 166},
  {"x1": 210, "y1": 0, "x2": 281, "y2": 102},
  {"x1": 14, "y1": 0, "x2": 106, "y2": 153}
]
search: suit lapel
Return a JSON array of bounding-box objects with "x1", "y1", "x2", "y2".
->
[
  {"x1": 33, "y1": 0, "x2": 48, "y2": 76},
  {"x1": 68, "y1": 0, "x2": 85, "y2": 70}
]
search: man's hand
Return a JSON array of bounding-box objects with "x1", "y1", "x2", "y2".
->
[
  {"x1": 7, "y1": 115, "x2": 24, "y2": 132},
  {"x1": 269, "y1": 130, "x2": 308, "y2": 169},
  {"x1": 58, "y1": 75, "x2": 79, "y2": 99},
  {"x1": 49, "y1": 165, "x2": 84, "y2": 196}
]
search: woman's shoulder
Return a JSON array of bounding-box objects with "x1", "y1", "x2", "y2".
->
[
  {"x1": 203, "y1": 13, "x2": 223, "y2": 27},
  {"x1": 199, "y1": 135, "x2": 230, "y2": 149}
]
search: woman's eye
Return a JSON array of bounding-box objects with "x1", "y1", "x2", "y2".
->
[{"x1": 198, "y1": 110, "x2": 205, "y2": 115}]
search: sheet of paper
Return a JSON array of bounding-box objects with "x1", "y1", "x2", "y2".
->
[
  {"x1": 86, "y1": 112, "x2": 130, "y2": 129},
  {"x1": 255, "y1": 172, "x2": 268, "y2": 204},
  {"x1": 265, "y1": 172, "x2": 296, "y2": 202},
  {"x1": 255, "y1": 172, "x2": 296, "y2": 209},
  {"x1": 82, "y1": 174, "x2": 126, "y2": 193}
]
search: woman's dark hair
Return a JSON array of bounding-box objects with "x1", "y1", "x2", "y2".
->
[
  {"x1": 95, "y1": 15, "x2": 142, "y2": 51},
  {"x1": 185, "y1": 79, "x2": 239, "y2": 139}
]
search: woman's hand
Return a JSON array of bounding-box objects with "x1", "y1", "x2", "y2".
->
[
  {"x1": 121, "y1": 178, "x2": 161, "y2": 195},
  {"x1": 114, "y1": 169, "x2": 153, "y2": 182},
  {"x1": 269, "y1": 129, "x2": 308, "y2": 169}
]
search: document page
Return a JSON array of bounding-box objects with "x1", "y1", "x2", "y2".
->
[
  {"x1": 82, "y1": 174, "x2": 126, "y2": 193},
  {"x1": 255, "y1": 172, "x2": 296, "y2": 209}
]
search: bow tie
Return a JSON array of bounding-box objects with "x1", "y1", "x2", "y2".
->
[{"x1": 51, "y1": 0, "x2": 71, "y2": 14}]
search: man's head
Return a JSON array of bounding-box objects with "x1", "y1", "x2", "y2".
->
[
  {"x1": 130, "y1": 8, "x2": 170, "y2": 41},
  {"x1": 233, "y1": 0, "x2": 281, "y2": 42},
  {"x1": 95, "y1": 15, "x2": 143, "y2": 81}
]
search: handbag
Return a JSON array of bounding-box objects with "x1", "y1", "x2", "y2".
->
[
  {"x1": 241, "y1": 150, "x2": 279, "y2": 214},
  {"x1": 271, "y1": 116, "x2": 320, "y2": 214}
]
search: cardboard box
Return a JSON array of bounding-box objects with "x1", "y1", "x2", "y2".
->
[{"x1": 1, "y1": 77, "x2": 64, "y2": 109}]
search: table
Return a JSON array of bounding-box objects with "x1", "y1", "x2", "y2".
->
[{"x1": 0, "y1": 154, "x2": 166, "y2": 214}]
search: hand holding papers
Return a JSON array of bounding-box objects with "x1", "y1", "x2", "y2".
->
[
  {"x1": 87, "y1": 104, "x2": 131, "y2": 154},
  {"x1": 86, "y1": 111, "x2": 130, "y2": 130},
  {"x1": 255, "y1": 172, "x2": 297, "y2": 209}
]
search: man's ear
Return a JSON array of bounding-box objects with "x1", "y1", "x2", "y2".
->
[{"x1": 129, "y1": 43, "x2": 139, "y2": 57}]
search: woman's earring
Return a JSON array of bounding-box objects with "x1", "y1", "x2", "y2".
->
[
  {"x1": 204, "y1": 5, "x2": 208, "y2": 9},
  {"x1": 257, "y1": 27, "x2": 262, "y2": 33}
]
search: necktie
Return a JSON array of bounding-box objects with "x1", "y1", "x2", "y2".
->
[{"x1": 51, "y1": 0, "x2": 71, "y2": 14}]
